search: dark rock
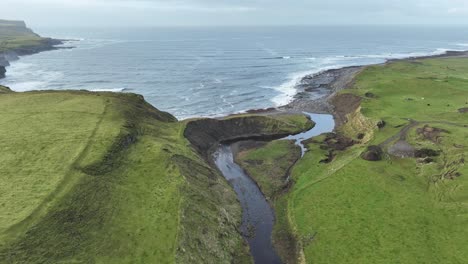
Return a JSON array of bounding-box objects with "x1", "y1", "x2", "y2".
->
[
  {"x1": 459, "y1": 108, "x2": 468, "y2": 113},
  {"x1": 377, "y1": 120, "x2": 386, "y2": 129},
  {"x1": 0, "y1": 66, "x2": 5, "y2": 79},
  {"x1": 415, "y1": 148, "x2": 440, "y2": 158},
  {"x1": 184, "y1": 115, "x2": 310, "y2": 160},
  {"x1": 357, "y1": 133, "x2": 365, "y2": 140},
  {"x1": 361, "y1": 145, "x2": 383, "y2": 161},
  {"x1": 365, "y1": 92, "x2": 377, "y2": 98}
]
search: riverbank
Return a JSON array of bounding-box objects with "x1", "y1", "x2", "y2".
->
[{"x1": 234, "y1": 54, "x2": 468, "y2": 263}]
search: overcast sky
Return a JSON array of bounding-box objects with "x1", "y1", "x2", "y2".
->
[{"x1": 1, "y1": 0, "x2": 468, "y2": 27}]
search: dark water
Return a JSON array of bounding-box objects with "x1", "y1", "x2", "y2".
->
[
  {"x1": 1, "y1": 26, "x2": 467, "y2": 119},
  {"x1": 214, "y1": 113, "x2": 335, "y2": 263},
  {"x1": 285, "y1": 113, "x2": 335, "y2": 156},
  {"x1": 215, "y1": 144, "x2": 282, "y2": 264}
]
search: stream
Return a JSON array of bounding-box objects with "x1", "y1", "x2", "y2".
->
[{"x1": 214, "y1": 113, "x2": 335, "y2": 264}]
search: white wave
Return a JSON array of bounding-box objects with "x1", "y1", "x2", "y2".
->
[
  {"x1": 282, "y1": 56, "x2": 291, "y2": 59},
  {"x1": 270, "y1": 70, "x2": 316, "y2": 106},
  {"x1": 456, "y1": 43, "x2": 468, "y2": 47},
  {"x1": 351, "y1": 48, "x2": 464, "y2": 60},
  {"x1": 89, "y1": 88, "x2": 126, "y2": 92},
  {"x1": 213, "y1": 78, "x2": 223, "y2": 84},
  {"x1": 269, "y1": 47, "x2": 466, "y2": 107},
  {"x1": 3, "y1": 62, "x2": 64, "y2": 92},
  {"x1": 8, "y1": 81, "x2": 47, "y2": 92}
]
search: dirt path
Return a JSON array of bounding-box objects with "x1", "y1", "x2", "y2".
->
[{"x1": 380, "y1": 119, "x2": 467, "y2": 149}]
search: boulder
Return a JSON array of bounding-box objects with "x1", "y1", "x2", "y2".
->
[
  {"x1": 361, "y1": 145, "x2": 383, "y2": 161},
  {"x1": 0, "y1": 66, "x2": 5, "y2": 79}
]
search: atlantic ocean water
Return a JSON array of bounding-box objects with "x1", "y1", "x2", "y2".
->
[{"x1": 1, "y1": 26, "x2": 467, "y2": 119}]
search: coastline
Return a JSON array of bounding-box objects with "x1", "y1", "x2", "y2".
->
[
  {"x1": 244, "y1": 50, "x2": 468, "y2": 123},
  {"x1": 0, "y1": 39, "x2": 73, "y2": 79}
]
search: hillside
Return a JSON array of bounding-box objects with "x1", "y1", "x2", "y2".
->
[{"x1": 0, "y1": 87, "x2": 313, "y2": 263}]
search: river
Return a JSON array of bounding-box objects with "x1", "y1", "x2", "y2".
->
[{"x1": 213, "y1": 113, "x2": 335, "y2": 263}]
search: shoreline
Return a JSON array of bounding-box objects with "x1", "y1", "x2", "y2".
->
[{"x1": 242, "y1": 49, "x2": 468, "y2": 122}]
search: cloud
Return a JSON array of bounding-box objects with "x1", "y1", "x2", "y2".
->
[{"x1": 2, "y1": 0, "x2": 468, "y2": 26}]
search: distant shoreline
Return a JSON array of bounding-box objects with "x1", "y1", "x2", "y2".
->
[
  {"x1": 242, "y1": 50, "x2": 468, "y2": 121},
  {"x1": 1, "y1": 33, "x2": 467, "y2": 121}
]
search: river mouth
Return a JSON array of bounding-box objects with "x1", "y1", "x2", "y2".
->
[
  {"x1": 284, "y1": 113, "x2": 336, "y2": 157},
  {"x1": 213, "y1": 113, "x2": 335, "y2": 264}
]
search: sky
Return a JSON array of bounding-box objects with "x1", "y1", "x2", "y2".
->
[{"x1": 1, "y1": 0, "x2": 468, "y2": 27}]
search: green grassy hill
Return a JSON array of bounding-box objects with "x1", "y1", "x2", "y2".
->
[{"x1": 0, "y1": 87, "x2": 311, "y2": 263}]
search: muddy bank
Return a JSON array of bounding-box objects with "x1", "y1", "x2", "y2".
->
[{"x1": 184, "y1": 114, "x2": 313, "y2": 160}]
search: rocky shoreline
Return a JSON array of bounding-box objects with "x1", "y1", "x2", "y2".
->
[
  {"x1": 0, "y1": 38, "x2": 72, "y2": 79},
  {"x1": 250, "y1": 50, "x2": 468, "y2": 125}
]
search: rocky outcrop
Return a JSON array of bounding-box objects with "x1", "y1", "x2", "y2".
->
[
  {"x1": 0, "y1": 66, "x2": 5, "y2": 79},
  {"x1": 361, "y1": 145, "x2": 384, "y2": 161},
  {"x1": 185, "y1": 115, "x2": 312, "y2": 159}
]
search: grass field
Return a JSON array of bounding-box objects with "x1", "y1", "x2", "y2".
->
[
  {"x1": 286, "y1": 58, "x2": 468, "y2": 263},
  {"x1": 236, "y1": 140, "x2": 301, "y2": 199},
  {"x1": 0, "y1": 88, "x2": 313, "y2": 263}
]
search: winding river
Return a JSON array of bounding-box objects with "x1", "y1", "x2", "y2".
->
[{"x1": 214, "y1": 113, "x2": 335, "y2": 264}]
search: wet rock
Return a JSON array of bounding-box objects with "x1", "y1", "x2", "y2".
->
[
  {"x1": 361, "y1": 145, "x2": 383, "y2": 161},
  {"x1": 415, "y1": 148, "x2": 440, "y2": 158},
  {"x1": 0, "y1": 66, "x2": 5, "y2": 79}
]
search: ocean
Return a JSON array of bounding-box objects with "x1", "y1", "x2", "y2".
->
[{"x1": 1, "y1": 25, "x2": 467, "y2": 119}]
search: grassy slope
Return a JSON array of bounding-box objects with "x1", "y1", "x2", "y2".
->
[
  {"x1": 236, "y1": 140, "x2": 301, "y2": 199},
  {"x1": 0, "y1": 90, "x2": 312, "y2": 263},
  {"x1": 0, "y1": 90, "x2": 187, "y2": 263},
  {"x1": 289, "y1": 58, "x2": 468, "y2": 263}
]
